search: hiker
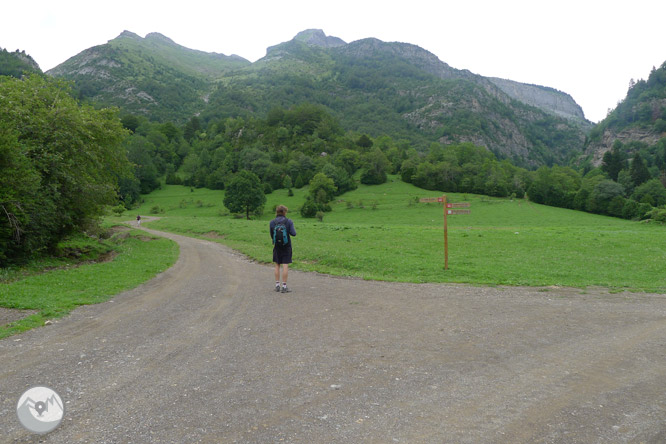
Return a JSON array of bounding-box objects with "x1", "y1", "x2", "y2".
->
[
  {"x1": 136, "y1": 214, "x2": 141, "y2": 227},
  {"x1": 270, "y1": 205, "x2": 296, "y2": 293}
]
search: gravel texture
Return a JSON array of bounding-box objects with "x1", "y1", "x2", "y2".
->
[{"x1": 1, "y1": 227, "x2": 665, "y2": 443}]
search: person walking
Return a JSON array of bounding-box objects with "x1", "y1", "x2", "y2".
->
[
  {"x1": 136, "y1": 214, "x2": 141, "y2": 227},
  {"x1": 270, "y1": 205, "x2": 296, "y2": 293}
]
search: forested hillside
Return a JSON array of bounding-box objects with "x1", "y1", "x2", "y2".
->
[
  {"x1": 539, "y1": 60, "x2": 666, "y2": 221},
  {"x1": 48, "y1": 30, "x2": 589, "y2": 168},
  {"x1": 47, "y1": 31, "x2": 250, "y2": 121},
  {"x1": 0, "y1": 48, "x2": 42, "y2": 78},
  {"x1": 585, "y1": 61, "x2": 666, "y2": 164}
]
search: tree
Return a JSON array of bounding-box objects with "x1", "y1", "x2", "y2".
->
[
  {"x1": 589, "y1": 180, "x2": 625, "y2": 214},
  {"x1": 125, "y1": 136, "x2": 160, "y2": 194},
  {"x1": 360, "y1": 148, "x2": 390, "y2": 185},
  {"x1": 320, "y1": 163, "x2": 356, "y2": 195},
  {"x1": 308, "y1": 173, "x2": 337, "y2": 204},
  {"x1": 183, "y1": 116, "x2": 201, "y2": 142},
  {"x1": 120, "y1": 114, "x2": 141, "y2": 133},
  {"x1": 223, "y1": 170, "x2": 266, "y2": 219},
  {"x1": 527, "y1": 166, "x2": 581, "y2": 208},
  {"x1": 357, "y1": 134, "x2": 374, "y2": 148},
  {"x1": 0, "y1": 75, "x2": 131, "y2": 262},
  {"x1": 334, "y1": 149, "x2": 361, "y2": 175},
  {"x1": 630, "y1": 152, "x2": 651, "y2": 187},
  {"x1": 631, "y1": 179, "x2": 666, "y2": 207},
  {"x1": 601, "y1": 144, "x2": 625, "y2": 181},
  {"x1": 0, "y1": 123, "x2": 41, "y2": 263}
]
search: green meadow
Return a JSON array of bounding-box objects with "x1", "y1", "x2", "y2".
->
[
  {"x1": 126, "y1": 177, "x2": 666, "y2": 293},
  {"x1": 0, "y1": 230, "x2": 178, "y2": 338}
]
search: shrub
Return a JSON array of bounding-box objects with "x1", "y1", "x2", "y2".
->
[
  {"x1": 646, "y1": 208, "x2": 666, "y2": 223},
  {"x1": 111, "y1": 205, "x2": 126, "y2": 216},
  {"x1": 621, "y1": 199, "x2": 640, "y2": 220},
  {"x1": 300, "y1": 197, "x2": 319, "y2": 218}
]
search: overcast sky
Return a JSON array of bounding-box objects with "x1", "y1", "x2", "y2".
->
[{"x1": 3, "y1": 0, "x2": 665, "y2": 123}]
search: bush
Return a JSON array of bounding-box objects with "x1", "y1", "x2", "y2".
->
[
  {"x1": 638, "y1": 202, "x2": 653, "y2": 220},
  {"x1": 300, "y1": 197, "x2": 331, "y2": 218},
  {"x1": 621, "y1": 199, "x2": 640, "y2": 220},
  {"x1": 165, "y1": 172, "x2": 183, "y2": 185},
  {"x1": 646, "y1": 208, "x2": 666, "y2": 223},
  {"x1": 360, "y1": 167, "x2": 387, "y2": 185},
  {"x1": 111, "y1": 205, "x2": 126, "y2": 216},
  {"x1": 300, "y1": 197, "x2": 319, "y2": 218},
  {"x1": 631, "y1": 179, "x2": 666, "y2": 207}
]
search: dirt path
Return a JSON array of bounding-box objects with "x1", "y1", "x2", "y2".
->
[{"x1": 1, "y1": 226, "x2": 665, "y2": 443}]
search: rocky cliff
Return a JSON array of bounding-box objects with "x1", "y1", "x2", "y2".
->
[
  {"x1": 489, "y1": 77, "x2": 588, "y2": 123},
  {"x1": 585, "y1": 126, "x2": 664, "y2": 165},
  {"x1": 582, "y1": 63, "x2": 666, "y2": 165}
]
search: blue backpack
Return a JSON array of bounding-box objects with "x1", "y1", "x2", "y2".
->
[{"x1": 273, "y1": 222, "x2": 289, "y2": 247}]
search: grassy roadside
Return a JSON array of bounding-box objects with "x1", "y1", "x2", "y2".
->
[
  {"x1": 127, "y1": 180, "x2": 666, "y2": 293},
  {"x1": 0, "y1": 228, "x2": 179, "y2": 339}
]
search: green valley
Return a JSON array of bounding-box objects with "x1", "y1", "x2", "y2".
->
[{"x1": 125, "y1": 181, "x2": 666, "y2": 292}]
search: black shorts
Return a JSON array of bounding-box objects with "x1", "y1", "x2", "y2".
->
[{"x1": 273, "y1": 246, "x2": 293, "y2": 264}]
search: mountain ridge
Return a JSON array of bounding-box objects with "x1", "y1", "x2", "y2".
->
[
  {"x1": 46, "y1": 29, "x2": 591, "y2": 166},
  {"x1": 0, "y1": 47, "x2": 42, "y2": 77}
]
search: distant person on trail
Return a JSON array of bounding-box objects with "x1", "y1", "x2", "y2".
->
[
  {"x1": 137, "y1": 215, "x2": 141, "y2": 227},
  {"x1": 270, "y1": 205, "x2": 296, "y2": 293}
]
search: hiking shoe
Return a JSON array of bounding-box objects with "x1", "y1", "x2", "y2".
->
[
  {"x1": 281, "y1": 286, "x2": 292, "y2": 293},
  {"x1": 275, "y1": 284, "x2": 281, "y2": 292}
]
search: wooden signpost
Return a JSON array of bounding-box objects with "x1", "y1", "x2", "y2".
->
[{"x1": 419, "y1": 195, "x2": 470, "y2": 270}]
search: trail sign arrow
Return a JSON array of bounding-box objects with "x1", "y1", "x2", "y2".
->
[{"x1": 419, "y1": 195, "x2": 471, "y2": 270}]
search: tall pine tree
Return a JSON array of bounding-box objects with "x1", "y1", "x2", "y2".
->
[{"x1": 630, "y1": 152, "x2": 651, "y2": 187}]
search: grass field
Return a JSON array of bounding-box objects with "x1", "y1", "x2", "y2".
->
[
  {"x1": 123, "y1": 178, "x2": 666, "y2": 293},
  {"x1": 0, "y1": 229, "x2": 178, "y2": 338}
]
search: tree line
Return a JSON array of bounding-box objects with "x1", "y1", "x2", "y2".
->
[
  {"x1": 3, "y1": 74, "x2": 666, "y2": 265},
  {"x1": 120, "y1": 100, "x2": 666, "y2": 223}
]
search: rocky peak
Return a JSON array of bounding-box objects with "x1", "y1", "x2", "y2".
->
[
  {"x1": 145, "y1": 32, "x2": 177, "y2": 46},
  {"x1": 117, "y1": 30, "x2": 141, "y2": 40},
  {"x1": 293, "y1": 29, "x2": 346, "y2": 48}
]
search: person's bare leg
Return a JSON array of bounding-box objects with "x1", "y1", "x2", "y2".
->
[
  {"x1": 274, "y1": 263, "x2": 280, "y2": 282},
  {"x1": 282, "y1": 264, "x2": 289, "y2": 284}
]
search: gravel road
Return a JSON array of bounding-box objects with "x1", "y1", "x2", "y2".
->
[{"x1": 1, "y1": 226, "x2": 665, "y2": 443}]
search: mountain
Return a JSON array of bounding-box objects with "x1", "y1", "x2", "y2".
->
[
  {"x1": 47, "y1": 31, "x2": 250, "y2": 121},
  {"x1": 48, "y1": 30, "x2": 591, "y2": 167},
  {"x1": 0, "y1": 48, "x2": 42, "y2": 77},
  {"x1": 268, "y1": 29, "x2": 346, "y2": 53},
  {"x1": 488, "y1": 77, "x2": 587, "y2": 122},
  {"x1": 584, "y1": 61, "x2": 666, "y2": 165}
]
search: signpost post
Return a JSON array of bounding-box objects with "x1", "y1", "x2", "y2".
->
[{"x1": 419, "y1": 195, "x2": 471, "y2": 270}]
